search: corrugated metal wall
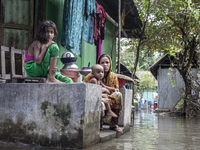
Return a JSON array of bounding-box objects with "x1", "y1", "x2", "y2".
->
[
  {"x1": 1, "y1": 0, "x2": 34, "y2": 50},
  {"x1": 158, "y1": 68, "x2": 199, "y2": 110},
  {"x1": 157, "y1": 68, "x2": 185, "y2": 110},
  {"x1": 4, "y1": 0, "x2": 30, "y2": 25},
  {"x1": 3, "y1": 29, "x2": 29, "y2": 49}
]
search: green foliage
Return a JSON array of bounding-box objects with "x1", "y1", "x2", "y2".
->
[
  {"x1": 118, "y1": 1, "x2": 200, "y2": 115},
  {"x1": 171, "y1": 80, "x2": 176, "y2": 87},
  {"x1": 119, "y1": 0, "x2": 200, "y2": 75},
  {"x1": 135, "y1": 71, "x2": 157, "y2": 101},
  {"x1": 119, "y1": 38, "x2": 163, "y2": 71},
  {"x1": 175, "y1": 99, "x2": 184, "y2": 110},
  {"x1": 133, "y1": 0, "x2": 200, "y2": 55},
  {"x1": 133, "y1": 102, "x2": 138, "y2": 107},
  {"x1": 136, "y1": 71, "x2": 157, "y2": 90}
]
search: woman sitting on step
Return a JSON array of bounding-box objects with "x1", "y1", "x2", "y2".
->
[{"x1": 83, "y1": 54, "x2": 123, "y2": 133}]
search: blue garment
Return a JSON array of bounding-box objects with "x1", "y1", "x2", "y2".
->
[
  {"x1": 61, "y1": 0, "x2": 96, "y2": 57},
  {"x1": 82, "y1": 0, "x2": 96, "y2": 44},
  {"x1": 61, "y1": 0, "x2": 84, "y2": 57}
]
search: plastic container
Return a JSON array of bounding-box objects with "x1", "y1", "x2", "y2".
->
[{"x1": 118, "y1": 78, "x2": 126, "y2": 89}]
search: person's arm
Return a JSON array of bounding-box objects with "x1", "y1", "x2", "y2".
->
[
  {"x1": 102, "y1": 87, "x2": 110, "y2": 94},
  {"x1": 34, "y1": 41, "x2": 55, "y2": 65},
  {"x1": 106, "y1": 86, "x2": 119, "y2": 92},
  {"x1": 88, "y1": 78, "x2": 98, "y2": 84},
  {"x1": 100, "y1": 81, "x2": 119, "y2": 92},
  {"x1": 89, "y1": 78, "x2": 110, "y2": 94},
  {"x1": 100, "y1": 81, "x2": 111, "y2": 94}
]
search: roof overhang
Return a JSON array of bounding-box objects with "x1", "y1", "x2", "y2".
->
[
  {"x1": 149, "y1": 53, "x2": 171, "y2": 80},
  {"x1": 150, "y1": 52, "x2": 198, "y2": 79},
  {"x1": 119, "y1": 63, "x2": 139, "y2": 80},
  {"x1": 96, "y1": 0, "x2": 142, "y2": 38}
]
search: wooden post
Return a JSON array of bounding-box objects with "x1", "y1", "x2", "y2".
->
[{"x1": 118, "y1": 0, "x2": 121, "y2": 74}]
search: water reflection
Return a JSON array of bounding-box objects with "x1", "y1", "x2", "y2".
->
[
  {"x1": 157, "y1": 113, "x2": 200, "y2": 150},
  {"x1": 1, "y1": 109, "x2": 200, "y2": 150},
  {"x1": 85, "y1": 110, "x2": 159, "y2": 150}
]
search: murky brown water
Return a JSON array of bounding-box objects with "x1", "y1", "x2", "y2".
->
[{"x1": 1, "y1": 109, "x2": 200, "y2": 150}]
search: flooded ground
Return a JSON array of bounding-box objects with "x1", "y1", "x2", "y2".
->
[{"x1": 1, "y1": 109, "x2": 200, "y2": 150}]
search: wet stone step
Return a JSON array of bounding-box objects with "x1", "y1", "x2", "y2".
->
[{"x1": 100, "y1": 125, "x2": 124, "y2": 143}]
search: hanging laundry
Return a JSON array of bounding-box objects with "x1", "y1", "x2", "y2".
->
[
  {"x1": 96, "y1": 38, "x2": 103, "y2": 62},
  {"x1": 94, "y1": 0, "x2": 106, "y2": 62},
  {"x1": 62, "y1": 0, "x2": 96, "y2": 57},
  {"x1": 93, "y1": 0, "x2": 106, "y2": 45},
  {"x1": 100, "y1": 10, "x2": 106, "y2": 40},
  {"x1": 61, "y1": 0, "x2": 85, "y2": 57},
  {"x1": 82, "y1": 0, "x2": 96, "y2": 45}
]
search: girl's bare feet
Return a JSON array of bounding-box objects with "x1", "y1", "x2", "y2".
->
[{"x1": 46, "y1": 77, "x2": 63, "y2": 83}]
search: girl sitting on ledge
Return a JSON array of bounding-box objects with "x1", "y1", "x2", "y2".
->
[{"x1": 24, "y1": 20, "x2": 73, "y2": 83}]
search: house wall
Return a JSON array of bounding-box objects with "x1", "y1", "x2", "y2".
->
[
  {"x1": 0, "y1": 0, "x2": 34, "y2": 50},
  {"x1": 157, "y1": 68, "x2": 185, "y2": 110},
  {"x1": 0, "y1": 0, "x2": 46, "y2": 50},
  {"x1": 45, "y1": 0, "x2": 117, "y2": 72},
  {"x1": 142, "y1": 89, "x2": 157, "y2": 104}
]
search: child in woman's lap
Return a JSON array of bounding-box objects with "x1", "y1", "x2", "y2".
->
[{"x1": 89, "y1": 64, "x2": 117, "y2": 118}]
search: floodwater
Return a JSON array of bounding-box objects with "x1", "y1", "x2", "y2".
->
[{"x1": 1, "y1": 109, "x2": 200, "y2": 150}]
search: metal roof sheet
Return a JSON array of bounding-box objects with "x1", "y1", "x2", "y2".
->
[{"x1": 96, "y1": 0, "x2": 142, "y2": 38}]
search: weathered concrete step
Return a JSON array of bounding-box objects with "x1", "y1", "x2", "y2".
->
[
  {"x1": 0, "y1": 84, "x2": 132, "y2": 149},
  {"x1": 100, "y1": 125, "x2": 124, "y2": 143}
]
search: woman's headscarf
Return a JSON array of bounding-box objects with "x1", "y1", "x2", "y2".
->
[{"x1": 83, "y1": 54, "x2": 119, "y2": 89}]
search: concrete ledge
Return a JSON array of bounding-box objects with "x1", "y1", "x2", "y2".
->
[
  {"x1": 0, "y1": 83, "x2": 102, "y2": 149},
  {"x1": 118, "y1": 89, "x2": 132, "y2": 132},
  {"x1": 0, "y1": 83, "x2": 133, "y2": 148}
]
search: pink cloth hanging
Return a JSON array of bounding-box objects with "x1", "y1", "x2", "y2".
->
[{"x1": 96, "y1": 38, "x2": 103, "y2": 62}]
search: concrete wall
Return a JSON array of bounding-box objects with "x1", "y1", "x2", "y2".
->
[
  {"x1": 142, "y1": 89, "x2": 157, "y2": 102},
  {"x1": 118, "y1": 89, "x2": 132, "y2": 132},
  {"x1": 0, "y1": 83, "x2": 101, "y2": 149}
]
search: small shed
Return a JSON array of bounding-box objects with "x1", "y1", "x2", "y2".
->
[{"x1": 149, "y1": 53, "x2": 198, "y2": 111}]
